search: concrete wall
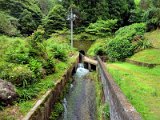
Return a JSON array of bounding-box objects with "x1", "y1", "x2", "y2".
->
[
  {"x1": 97, "y1": 56, "x2": 142, "y2": 120},
  {"x1": 23, "y1": 56, "x2": 79, "y2": 120}
]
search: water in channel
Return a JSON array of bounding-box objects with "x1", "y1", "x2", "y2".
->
[{"x1": 59, "y1": 63, "x2": 97, "y2": 120}]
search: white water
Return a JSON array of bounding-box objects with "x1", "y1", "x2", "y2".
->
[{"x1": 76, "y1": 63, "x2": 89, "y2": 77}]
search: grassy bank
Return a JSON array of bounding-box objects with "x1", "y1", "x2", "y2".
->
[
  {"x1": 145, "y1": 29, "x2": 160, "y2": 49},
  {"x1": 107, "y1": 62, "x2": 160, "y2": 120},
  {"x1": 129, "y1": 49, "x2": 160, "y2": 64}
]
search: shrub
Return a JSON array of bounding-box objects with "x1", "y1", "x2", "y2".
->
[
  {"x1": 107, "y1": 38, "x2": 134, "y2": 61},
  {"x1": 50, "y1": 44, "x2": 67, "y2": 62},
  {"x1": 115, "y1": 23, "x2": 146, "y2": 41},
  {"x1": 5, "y1": 40, "x2": 29, "y2": 64},
  {"x1": 3, "y1": 65, "x2": 35, "y2": 87},
  {"x1": 42, "y1": 58, "x2": 55, "y2": 75},
  {"x1": 49, "y1": 102, "x2": 64, "y2": 120},
  {"x1": 28, "y1": 26, "x2": 48, "y2": 58},
  {"x1": 133, "y1": 39, "x2": 153, "y2": 52},
  {"x1": 29, "y1": 59, "x2": 44, "y2": 78},
  {"x1": 86, "y1": 19, "x2": 118, "y2": 37}
]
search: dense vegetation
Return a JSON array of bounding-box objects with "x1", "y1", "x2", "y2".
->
[{"x1": 0, "y1": 0, "x2": 160, "y2": 119}]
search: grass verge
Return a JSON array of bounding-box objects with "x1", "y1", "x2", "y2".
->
[
  {"x1": 129, "y1": 49, "x2": 160, "y2": 64},
  {"x1": 144, "y1": 29, "x2": 160, "y2": 49},
  {"x1": 107, "y1": 62, "x2": 160, "y2": 120}
]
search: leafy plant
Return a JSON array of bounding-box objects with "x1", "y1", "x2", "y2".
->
[
  {"x1": 86, "y1": 19, "x2": 118, "y2": 37},
  {"x1": 42, "y1": 58, "x2": 55, "y2": 75},
  {"x1": 29, "y1": 59, "x2": 44, "y2": 78},
  {"x1": 107, "y1": 38, "x2": 134, "y2": 61},
  {"x1": 49, "y1": 102, "x2": 64, "y2": 120},
  {"x1": 3, "y1": 65, "x2": 35, "y2": 87},
  {"x1": 50, "y1": 44, "x2": 67, "y2": 62},
  {"x1": 5, "y1": 40, "x2": 29, "y2": 64},
  {"x1": 115, "y1": 23, "x2": 146, "y2": 41},
  {"x1": 143, "y1": 7, "x2": 160, "y2": 31}
]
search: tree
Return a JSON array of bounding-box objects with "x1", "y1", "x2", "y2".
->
[
  {"x1": 143, "y1": 7, "x2": 160, "y2": 30},
  {"x1": 0, "y1": 12, "x2": 19, "y2": 36},
  {"x1": 0, "y1": 0, "x2": 42, "y2": 36},
  {"x1": 108, "y1": 0, "x2": 135, "y2": 26},
  {"x1": 43, "y1": 4, "x2": 66, "y2": 37},
  {"x1": 19, "y1": 10, "x2": 38, "y2": 35}
]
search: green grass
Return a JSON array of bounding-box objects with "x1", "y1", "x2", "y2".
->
[
  {"x1": 107, "y1": 62, "x2": 160, "y2": 120},
  {"x1": 145, "y1": 29, "x2": 160, "y2": 49},
  {"x1": 129, "y1": 49, "x2": 160, "y2": 64}
]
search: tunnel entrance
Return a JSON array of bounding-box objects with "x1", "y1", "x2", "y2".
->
[
  {"x1": 79, "y1": 50, "x2": 85, "y2": 63},
  {"x1": 79, "y1": 50, "x2": 85, "y2": 55}
]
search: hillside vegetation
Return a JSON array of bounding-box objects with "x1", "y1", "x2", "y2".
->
[{"x1": 0, "y1": 0, "x2": 160, "y2": 119}]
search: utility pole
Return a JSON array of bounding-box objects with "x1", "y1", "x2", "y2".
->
[
  {"x1": 67, "y1": 7, "x2": 76, "y2": 48},
  {"x1": 70, "y1": 8, "x2": 73, "y2": 48}
]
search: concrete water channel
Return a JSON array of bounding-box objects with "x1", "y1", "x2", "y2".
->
[
  {"x1": 23, "y1": 40, "x2": 142, "y2": 120},
  {"x1": 58, "y1": 63, "x2": 97, "y2": 120}
]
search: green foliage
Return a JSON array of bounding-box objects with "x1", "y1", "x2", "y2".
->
[
  {"x1": 62, "y1": 0, "x2": 135, "y2": 29},
  {"x1": 140, "y1": 0, "x2": 152, "y2": 10},
  {"x1": 28, "y1": 26, "x2": 47, "y2": 58},
  {"x1": 86, "y1": 19, "x2": 118, "y2": 37},
  {"x1": 134, "y1": 0, "x2": 141, "y2": 5},
  {"x1": 134, "y1": 39, "x2": 153, "y2": 52},
  {"x1": 50, "y1": 45, "x2": 67, "y2": 62},
  {"x1": 0, "y1": 11, "x2": 19, "y2": 36},
  {"x1": 42, "y1": 58, "x2": 55, "y2": 75},
  {"x1": 19, "y1": 9, "x2": 38, "y2": 35},
  {"x1": 115, "y1": 23, "x2": 146, "y2": 40},
  {"x1": 49, "y1": 102, "x2": 64, "y2": 120},
  {"x1": 2, "y1": 65, "x2": 35, "y2": 87},
  {"x1": 43, "y1": 4, "x2": 66, "y2": 37},
  {"x1": 5, "y1": 40, "x2": 29, "y2": 64},
  {"x1": 106, "y1": 23, "x2": 150, "y2": 61},
  {"x1": 107, "y1": 39, "x2": 134, "y2": 61},
  {"x1": 0, "y1": 0, "x2": 42, "y2": 35},
  {"x1": 29, "y1": 58, "x2": 43, "y2": 78},
  {"x1": 104, "y1": 103, "x2": 110, "y2": 119},
  {"x1": 128, "y1": 8, "x2": 144, "y2": 23},
  {"x1": 143, "y1": 7, "x2": 160, "y2": 31}
]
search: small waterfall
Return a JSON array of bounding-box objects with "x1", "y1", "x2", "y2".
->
[{"x1": 76, "y1": 63, "x2": 89, "y2": 77}]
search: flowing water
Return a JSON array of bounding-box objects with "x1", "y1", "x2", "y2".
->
[{"x1": 59, "y1": 63, "x2": 97, "y2": 120}]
